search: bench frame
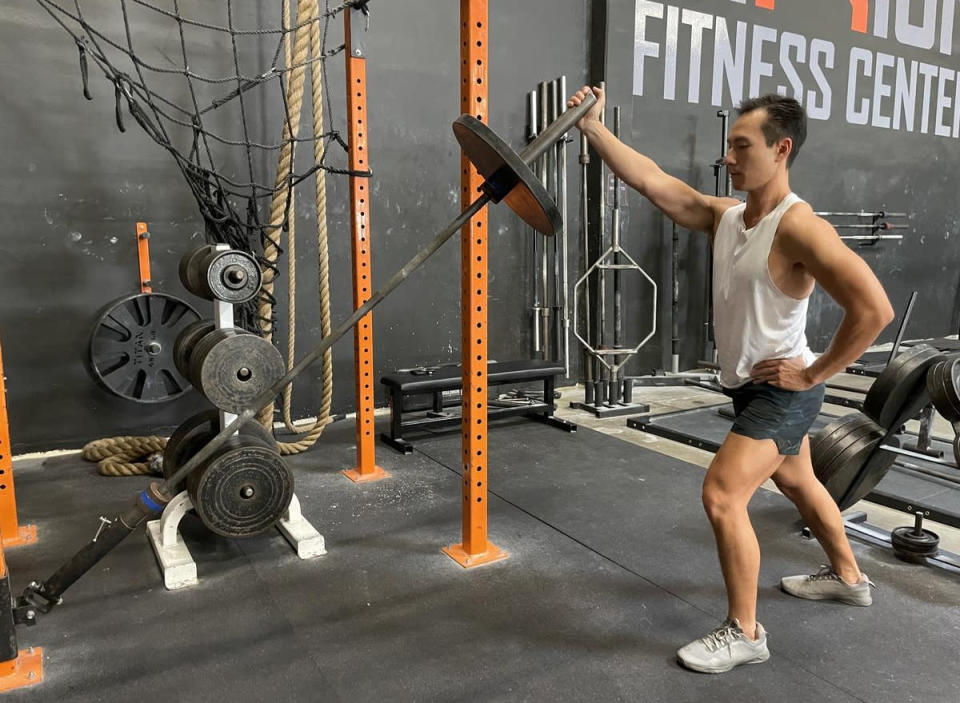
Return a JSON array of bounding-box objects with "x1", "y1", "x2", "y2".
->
[{"x1": 380, "y1": 367, "x2": 576, "y2": 454}]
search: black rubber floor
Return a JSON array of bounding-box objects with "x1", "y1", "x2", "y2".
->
[{"x1": 5, "y1": 417, "x2": 959, "y2": 702}]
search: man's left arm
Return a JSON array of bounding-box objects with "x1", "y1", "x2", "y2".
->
[{"x1": 751, "y1": 211, "x2": 895, "y2": 390}]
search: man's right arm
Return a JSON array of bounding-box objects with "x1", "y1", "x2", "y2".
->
[{"x1": 570, "y1": 86, "x2": 735, "y2": 235}]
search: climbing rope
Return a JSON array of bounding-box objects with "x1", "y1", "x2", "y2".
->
[
  {"x1": 82, "y1": 435, "x2": 166, "y2": 477},
  {"x1": 89, "y1": 0, "x2": 336, "y2": 473},
  {"x1": 258, "y1": 0, "x2": 335, "y2": 455}
]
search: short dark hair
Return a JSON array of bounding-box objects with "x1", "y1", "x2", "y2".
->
[{"x1": 737, "y1": 94, "x2": 807, "y2": 167}]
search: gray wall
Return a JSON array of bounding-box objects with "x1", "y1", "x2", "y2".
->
[
  {"x1": 1, "y1": 1, "x2": 589, "y2": 452},
  {"x1": 5, "y1": 0, "x2": 955, "y2": 452},
  {"x1": 602, "y1": 0, "x2": 960, "y2": 373}
]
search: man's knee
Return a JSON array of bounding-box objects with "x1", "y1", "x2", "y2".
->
[
  {"x1": 771, "y1": 460, "x2": 815, "y2": 502},
  {"x1": 702, "y1": 474, "x2": 739, "y2": 522}
]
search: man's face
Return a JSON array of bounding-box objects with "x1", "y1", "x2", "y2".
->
[{"x1": 724, "y1": 109, "x2": 790, "y2": 192}]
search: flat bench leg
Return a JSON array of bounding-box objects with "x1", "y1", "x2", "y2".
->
[
  {"x1": 529, "y1": 414, "x2": 578, "y2": 432},
  {"x1": 526, "y1": 375, "x2": 577, "y2": 432},
  {"x1": 380, "y1": 387, "x2": 415, "y2": 454},
  {"x1": 380, "y1": 433, "x2": 414, "y2": 454}
]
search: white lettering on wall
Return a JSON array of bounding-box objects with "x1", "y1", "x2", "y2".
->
[
  {"x1": 872, "y1": 52, "x2": 896, "y2": 127},
  {"x1": 712, "y1": 18, "x2": 747, "y2": 106},
  {"x1": 893, "y1": 57, "x2": 919, "y2": 131},
  {"x1": 778, "y1": 32, "x2": 806, "y2": 99},
  {"x1": 631, "y1": 2, "x2": 960, "y2": 138},
  {"x1": 664, "y1": 5, "x2": 680, "y2": 100},
  {"x1": 682, "y1": 9, "x2": 714, "y2": 103},
  {"x1": 847, "y1": 47, "x2": 873, "y2": 125},
  {"x1": 808, "y1": 39, "x2": 835, "y2": 120},
  {"x1": 634, "y1": 1, "x2": 664, "y2": 97},
  {"x1": 749, "y1": 24, "x2": 777, "y2": 97},
  {"x1": 895, "y1": 0, "x2": 939, "y2": 50},
  {"x1": 918, "y1": 61, "x2": 939, "y2": 132},
  {"x1": 934, "y1": 67, "x2": 955, "y2": 135}
]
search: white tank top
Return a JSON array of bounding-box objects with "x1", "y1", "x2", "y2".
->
[{"x1": 712, "y1": 193, "x2": 817, "y2": 388}]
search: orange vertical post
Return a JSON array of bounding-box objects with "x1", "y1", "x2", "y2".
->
[
  {"x1": 0, "y1": 339, "x2": 37, "y2": 549},
  {"x1": 443, "y1": 0, "x2": 507, "y2": 568},
  {"x1": 342, "y1": 5, "x2": 388, "y2": 484},
  {"x1": 135, "y1": 222, "x2": 152, "y2": 293}
]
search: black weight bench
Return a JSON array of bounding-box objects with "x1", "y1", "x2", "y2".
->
[{"x1": 380, "y1": 359, "x2": 577, "y2": 453}]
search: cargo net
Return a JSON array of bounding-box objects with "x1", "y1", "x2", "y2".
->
[{"x1": 36, "y1": 0, "x2": 371, "y2": 335}]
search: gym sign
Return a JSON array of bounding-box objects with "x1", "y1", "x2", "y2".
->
[{"x1": 634, "y1": 0, "x2": 960, "y2": 138}]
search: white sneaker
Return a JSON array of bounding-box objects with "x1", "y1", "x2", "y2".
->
[
  {"x1": 780, "y1": 566, "x2": 874, "y2": 606},
  {"x1": 676, "y1": 619, "x2": 770, "y2": 674}
]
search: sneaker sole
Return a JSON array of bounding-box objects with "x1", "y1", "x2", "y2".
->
[
  {"x1": 677, "y1": 650, "x2": 770, "y2": 674},
  {"x1": 780, "y1": 584, "x2": 872, "y2": 606}
]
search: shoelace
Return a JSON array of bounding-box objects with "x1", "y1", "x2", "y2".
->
[
  {"x1": 807, "y1": 565, "x2": 841, "y2": 582},
  {"x1": 700, "y1": 622, "x2": 741, "y2": 652},
  {"x1": 807, "y1": 565, "x2": 877, "y2": 589}
]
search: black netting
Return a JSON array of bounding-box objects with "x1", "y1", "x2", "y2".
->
[{"x1": 36, "y1": 0, "x2": 372, "y2": 333}]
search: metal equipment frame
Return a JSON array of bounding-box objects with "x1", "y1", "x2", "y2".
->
[
  {"x1": 442, "y1": 0, "x2": 508, "y2": 568},
  {"x1": 342, "y1": 4, "x2": 388, "y2": 483}
]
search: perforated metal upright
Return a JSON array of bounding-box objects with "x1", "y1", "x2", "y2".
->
[
  {"x1": 342, "y1": 4, "x2": 387, "y2": 483},
  {"x1": 0, "y1": 339, "x2": 36, "y2": 548},
  {"x1": 443, "y1": 0, "x2": 507, "y2": 568}
]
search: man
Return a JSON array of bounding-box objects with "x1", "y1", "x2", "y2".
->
[{"x1": 568, "y1": 87, "x2": 894, "y2": 673}]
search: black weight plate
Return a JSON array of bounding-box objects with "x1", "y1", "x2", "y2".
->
[
  {"x1": 837, "y1": 433, "x2": 899, "y2": 510},
  {"x1": 940, "y1": 358, "x2": 960, "y2": 419},
  {"x1": 190, "y1": 330, "x2": 285, "y2": 414},
  {"x1": 206, "y1": 250, "x2": 262, "y2": 304},
  {"x1": 954, "y1": 433, "x2": 960, "y2": 469},
  {"x1": 164, "y1": 409, "x2": 277, "y2": 492},
  {"x1": 452, "y1": 115, "x2": 561, "y2": 236},
  {"x1": 173, "y1": 319, "x2": 216, "y2": 379},
  {"x1": 188, "y1": 435, "x2": 293, "y2": 538},
  {"x1": 88, "y1": 292, "x2": 200, "y2": 403},
  {"x1": 891, "y1": 525, "x2": 940, "y2": 562},
  {"x1": 178, "y1": 244, "x2": 218, "y2": 298},
  {"x1": 863, "y1": 345, "x2": 943, "y2": 430},
  {"x1": 812, "y1": 414, "x2": 886, "y2": 507},
  {"x1": 927, "y1": 357, "x2": 960, "y2": 423},
  {"x1": 163, "y1": 410, "x2": 219, "y2": 491},
  {"x1": 188, "y1": 328, "x2": 239, "y2": 389},
  {"x1": 810, "y1": 413, "x2": 875, "y2": 471},
  {"x1": 924, "y1": 360, "x2": 949, "y2": 421}
]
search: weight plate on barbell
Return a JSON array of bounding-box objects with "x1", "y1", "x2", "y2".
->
[
  {"x1": 811, "y1": 413, "x2": 888, "y2": 509},
  {"x1": 452, "y1": 115, "x2": 561, "y2": 236},
  {"x1": 88, "y1": 292, "x2": 200, "y2": 403},
  {"x1": 188, "y1": 328, "x2": 285, "y2": 414},
  {"x1": 163, "y1": 409, "x2": 276, "y2": 493},
  {"x1": 811, "y1": 413, "x2": 875, "y2": 470},
  {"x1": 926, "y1": 356, "x2": 960, "y2": 423},
  {"x1": 187, "y1": 434, "x2": 293, "y2": 538},
  {"x1": 863, "y1": 344, "x2": 943, "y2": 430},
  {"x1": 837, "y1": 433, "x2": 899, "y2": 510}
]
